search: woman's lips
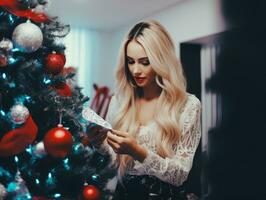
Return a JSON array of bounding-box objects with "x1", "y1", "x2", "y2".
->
[{"x1": 134, "y1": 77, "x2": 146, "y2": 84}]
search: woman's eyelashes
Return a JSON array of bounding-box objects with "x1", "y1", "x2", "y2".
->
[
  {"x1": 127, "y1": 58, "x2": 135, "y2": 65},
  {"x1": 127, "y1": 57, "x2": 150, "y2": 66},
  {"x1": 141, "y1": 60, "x2": 150, "y2": 66}
]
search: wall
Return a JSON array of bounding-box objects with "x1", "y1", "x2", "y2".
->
[
  {"x1": 65, "y1": 28, "x2": 114, "y2": 100},
  {"x1": 72, "y1": 0, "x2": 227, "y2": 97},
  {"x1": 105, "y1": 0, "x2": 227, "y2": 92}
]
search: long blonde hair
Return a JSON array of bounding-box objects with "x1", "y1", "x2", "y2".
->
[{"x1": 113, "y1": 20, "x2": 187, "y2": 181}]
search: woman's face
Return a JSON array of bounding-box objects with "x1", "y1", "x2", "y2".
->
[{"x1": 126, "y1": 40, "x2": 157, "y2": 88}]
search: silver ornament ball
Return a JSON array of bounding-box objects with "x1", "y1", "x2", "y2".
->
[
  {"x1": 12, "y1": 21, "x2": 43, "y2": 53},
  {"x1": 10, "y1": 104, "x2": 30, "y2": 124},
  {"x1": 0, "y1": 38, "x2": 13, "y2": 52}
]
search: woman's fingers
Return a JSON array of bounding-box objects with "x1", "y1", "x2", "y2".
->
[
  {"x1": 107, "y1": 131, "x2": 123, "y2": 144},
  {"x1": 111, "y1": 129, "x2": 128, "y2": 137},
  {"x1": 107, "y1": 138, "x2": 120, "y2": 153}
]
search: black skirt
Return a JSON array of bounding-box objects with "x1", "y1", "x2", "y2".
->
[{"x1": 113, "y1": 174, "x2": 188, "y2": 200}]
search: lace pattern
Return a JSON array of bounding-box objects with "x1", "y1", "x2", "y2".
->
[{"x1": 99, "y1": 94, "x2": 201, "y2": 187}]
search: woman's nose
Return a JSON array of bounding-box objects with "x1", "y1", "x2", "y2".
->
[{"x1": 133, "y1": 64, "x2": 141, "y2": 75}]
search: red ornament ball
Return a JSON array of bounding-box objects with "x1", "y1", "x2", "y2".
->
[
  {"x1": 54, "y1": 82, "x2": 72, "y2": 97},
  {"x1": 82, "y1": 185, "x2": 101, "y2": 200},
  {"x1": 45, "y1": 53, "x2": 66, "y2": 75},
  {"x1": 0, "y1": 54, "x2": 8, "y2": 67},
  {"x1": 43, "y1": 126, "x2": 73, "y2": 158}
]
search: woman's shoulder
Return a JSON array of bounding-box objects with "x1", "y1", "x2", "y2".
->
[
  {"x1": 179, "y1": 93, "x2": 201, "y2": 134},
  {"x1": 186, "y1": 93, "x2": 201, "y2": 105},
  {"x1": 182, "y1": 93, "x2": 201, "y2": 113}
]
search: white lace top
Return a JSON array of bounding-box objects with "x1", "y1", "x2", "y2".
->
[{"x1": 99, "y1": 93, "x2": 201, "y2": 187}]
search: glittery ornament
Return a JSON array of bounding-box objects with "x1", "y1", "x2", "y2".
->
[
  {"x1": 10, "y1": 104, "x2": 30, "y2": 124},
  {"x1": 45, "y1": 53, "x2": 66, "y2": 75},
  {"x1": 11, "y1": 171, "x2": 31, "y2": 198},
  {"x1": 12, "y1": 20, "x2": 43, "y2": 53},
  {"x1": 0, "y1": 183, "x2": 7, "y2": 200},
  {"x1": 0, "y1": 38, "x2": 13, "y2": 52}
]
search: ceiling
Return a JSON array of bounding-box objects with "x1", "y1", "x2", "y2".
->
[{"x1": 46, "y1": 0, "x2": 185, "y2": 32}]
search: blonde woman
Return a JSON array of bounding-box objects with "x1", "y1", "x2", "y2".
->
[{"x1": 88, "y1": 20, "x2": 201, "y2": 200}]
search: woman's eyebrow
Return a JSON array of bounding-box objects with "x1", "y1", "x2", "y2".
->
[
  {"x1": 138, "y1": 57, "x2": 149, "y2": 61},
  {"x1": 126, "y1": 56, "x2": 133, "y2": 60},
  {"x1": 126, "y1": 56, "x2": 148, "y2": 61}
]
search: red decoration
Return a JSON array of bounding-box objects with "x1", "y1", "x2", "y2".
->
[
  {"x1": 33, "y1": 197, "x2": 53, "y2": 200},
  {"x1": 43, "y1": 126, "x2": 73, "y2": 158},
  {"x1": 0, "y1": 0, "x2": 50, "y2": 23},
  {"x1": 61, "y1": 67, "x2": 76, "y2": 76},
  {"x1": 0, "y1": 54, "x2": 8, "y2": 67},
  {"x1": 82, "y1": 185, "x2": 101, "y2": 200},
  {"x1": 0, "y1": 115, "x2": 38, "y2": 157},
  {"x1": 7, "y1": 9, "x2": 49, "y2": 23},
  {"x1": 45, "y1": 53, "x2": 66, "y2": 75},
  {"x1": 54, "y1": 82, "x2": 72, "y2": 97},
  {"x1": 0, "y1": 0, "x2": 18, "y2": 7},
  {"x1": 81, "y1": 134, "x2": 90, "y2": 146}
]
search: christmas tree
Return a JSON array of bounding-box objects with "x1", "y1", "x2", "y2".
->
[{"x1": 0, "y1": 0, "x2": 115, "y2": 199}]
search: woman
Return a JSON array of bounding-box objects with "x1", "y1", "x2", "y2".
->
[{"x1": 87, "y1": 20, "x2": 201, "y2": 200}]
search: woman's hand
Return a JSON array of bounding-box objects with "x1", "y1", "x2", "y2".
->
[{"x1": 107, "y1": 129, "x2": 148, "y2": 162}]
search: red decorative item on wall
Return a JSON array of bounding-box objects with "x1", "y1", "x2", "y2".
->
[
  {"x1": 43, "y1": 126, "x2": 73, "y2": 158},
  {"x1": 0, "y1": 115, "x2": 38, "y2": 157},
  {"x1": 45, "y1": 53, "x2": 66, "y2": 75}
]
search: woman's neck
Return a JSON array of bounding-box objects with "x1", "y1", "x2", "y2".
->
[{"x1": 141, "y1": 84, "x2": 161, "y2": 100}]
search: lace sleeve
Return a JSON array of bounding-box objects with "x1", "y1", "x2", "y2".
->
[{"x1": 134, "y1": 95, "x2": 201, "y2": 187}]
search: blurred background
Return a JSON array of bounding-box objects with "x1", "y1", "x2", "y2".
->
[
  {"x1": 47, "y1": 0, "x2": 226, "y2": 98},
  {"x1": 47, "y1": 0, "x2": 266, "y2": 199}
]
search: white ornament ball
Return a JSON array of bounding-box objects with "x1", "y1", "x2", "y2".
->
[
  {"x1": 12, "y1": 21, "x2": 43, "y2": 53},
  {"x1": 0, "y1": 38, "x2": 13, "y2": 52},
  {"x1": 10, "y1": 104, "x2": 30, "y2": 124},
  {"x1": 33, "y1": 141, "x2": 47, "y2": 157}
]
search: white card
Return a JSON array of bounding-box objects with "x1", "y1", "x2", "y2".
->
[{"x1": 82, "y1": 107, "x2": 112, "y2": 130}]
